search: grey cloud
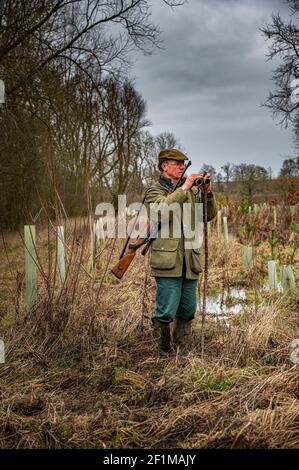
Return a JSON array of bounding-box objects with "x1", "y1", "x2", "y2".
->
[{"x1": 132, "y1": 0, "x2": 294, "y2": 174}]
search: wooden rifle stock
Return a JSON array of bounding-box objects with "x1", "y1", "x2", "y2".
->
[
  {"x1": 111, "y1": 239, "x2": 145, "y2": 279},
  {"x1": 111, "y1": 217, "x2": 157, "y2": 279}
]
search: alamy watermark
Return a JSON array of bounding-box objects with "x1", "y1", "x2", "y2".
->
[
  {"x1": 95, "y1": 195, "x2": 204, "y2": 249},
  {"x1": 0, "y1": 340, "x2": 5, "y2": 364}
]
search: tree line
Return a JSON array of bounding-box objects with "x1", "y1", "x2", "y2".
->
[
  {"x1": 198, "y1": 160, "x2": 299, "y2": 205},
  {"x1": 1, "y1": 0, "x2": 299, "y2": 230},
  {"x1": 0, "y1": 0, "x2": 184, "y2": 230}
]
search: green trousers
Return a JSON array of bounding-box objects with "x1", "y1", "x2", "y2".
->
[{"x1": 154, "y1": 271, "x2": 198, "y2": 324}]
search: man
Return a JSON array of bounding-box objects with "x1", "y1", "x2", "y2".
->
[{"x1": 144, "y1": 148, "x2": 217, "y2": 355}]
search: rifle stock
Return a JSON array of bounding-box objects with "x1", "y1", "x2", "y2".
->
[
  {"x1": 111, "y1": 251, "x2": 136, "y2": 279},
  {"x1": 111, "y1": 238, "x2": 145, "y2": 279}
]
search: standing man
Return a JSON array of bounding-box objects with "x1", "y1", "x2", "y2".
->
[{"x1": 144, "y1": 148, "x2": 217, "y2": 355}]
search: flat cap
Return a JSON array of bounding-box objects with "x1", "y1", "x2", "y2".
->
[{"x1": 158, "y1": 148, "x2": 188, "y2": 162}]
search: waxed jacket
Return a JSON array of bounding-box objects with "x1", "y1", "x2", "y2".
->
[{"x1": 144, "y1": 174, "x2": 217, "y2": 280}]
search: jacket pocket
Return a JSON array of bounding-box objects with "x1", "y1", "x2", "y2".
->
[
  {"x1": 190, "y1": 248, "x2": 202, "y2": 274},
  {"x1": 150, "y1": 239, "x2": 179, "y2": 270}
]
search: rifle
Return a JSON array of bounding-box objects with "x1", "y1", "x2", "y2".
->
[{"x1": 111, "y1": 160, "x2": 192, "y2": 279}]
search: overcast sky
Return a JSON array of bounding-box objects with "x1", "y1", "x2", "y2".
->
[{"x1": 132, "y1": 0, "x2": 295, "y2": 175}]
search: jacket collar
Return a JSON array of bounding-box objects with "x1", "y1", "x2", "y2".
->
[
  {"x1": 159, "y1": 173, "x2": 185, "y2": 191},
  {"x1": 159, "y1": 174, "x2": 174, "y2": 191}
]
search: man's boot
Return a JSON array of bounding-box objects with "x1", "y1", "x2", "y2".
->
[
  {"x1": 173, "y1": 318, "x2": 192, "y2": 353},
  {"x1": 152, "y1": 319, "x2": 171, "y2": 356}
]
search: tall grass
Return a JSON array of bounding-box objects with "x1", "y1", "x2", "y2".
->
[{"x1": 0, "y1": 209, "x2": 299, "y2": 448}]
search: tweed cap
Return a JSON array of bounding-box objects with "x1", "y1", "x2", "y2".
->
[{"x1": 158, "y1": 148, "x2": 188, "y2": 162}]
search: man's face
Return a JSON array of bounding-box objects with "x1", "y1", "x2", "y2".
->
[{"x1": 162, "y1": 159, "x2": 186, "y2": 181}]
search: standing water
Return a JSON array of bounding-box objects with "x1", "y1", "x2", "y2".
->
[{"x1": 198, "y1": 288, "x2": 248, "y2": 321}]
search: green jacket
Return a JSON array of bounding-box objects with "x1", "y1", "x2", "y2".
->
[{"x1": 144, "y1": 174, "x2": 217, "y2": 280}]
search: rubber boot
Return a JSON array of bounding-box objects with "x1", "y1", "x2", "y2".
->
[
  {"x1": 152, "y1": 318, "x2": 171, "y2": 356},
  {"x1": 173, "y1": 318, "x2": 192, "y2": 353}
]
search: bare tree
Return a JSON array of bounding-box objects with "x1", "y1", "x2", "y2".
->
[
  {"x1": 279, "y1": 156, "x2": 299, "y2": 176},
  {"x1": 199, "y1": 164, "x2": 217, "y2": 181},
  {"x1": 102, "y1": 78, "x2": 150, "y2": 206},
  {"x1": 232, "y1": 163, "x2": 269, "y2": 201},
  {"x1": 0, "y1": 0, "x2": 187, "y2": 228},
  {"x1": 261, "y1": 1, "x2": 299, "y2": 126},
  {"x1": 1, "y1": 1, "x2": 186, "y2": 97},
  {"x1": 221, "y1": 162, "x2": 234, "y2": 184},
  {"x1": 155, "y1": 131, "x2": 182, "y2": 151}
]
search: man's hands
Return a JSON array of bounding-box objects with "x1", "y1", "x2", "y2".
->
[{"x1": 181, "y1": 173, "x2": 212, "y2": 193}]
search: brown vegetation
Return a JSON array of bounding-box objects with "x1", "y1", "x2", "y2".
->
[{"x1": 0, "y1": 214, "x2": 299, "y2": 449}]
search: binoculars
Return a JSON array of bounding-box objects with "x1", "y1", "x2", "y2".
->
[{"x1": 193, "y1": 176, "x2": 211, "y2": 186}]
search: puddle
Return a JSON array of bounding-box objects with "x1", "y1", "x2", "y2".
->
[
  {"x1": 199, "y1": 288, "x2": 249, "y2": 320},
  {"x1": 199, "y1": 287, "x2": 274, "y2": 323}
]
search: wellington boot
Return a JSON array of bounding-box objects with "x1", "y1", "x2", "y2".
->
[
  {"x1": 152, "y1": 319, "x2": 171, "y2": 356},
  {"x1": 173, "y1": 318, "x2": 192, "y2": 354}
]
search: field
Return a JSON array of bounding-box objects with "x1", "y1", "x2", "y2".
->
[{"x1": 1, "y1": 204, "x2": 299, "y2": 449}]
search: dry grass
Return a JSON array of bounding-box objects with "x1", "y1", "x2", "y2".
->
[{"x1": 0, "y1": 217, "x2": 299, "y2": 449}]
